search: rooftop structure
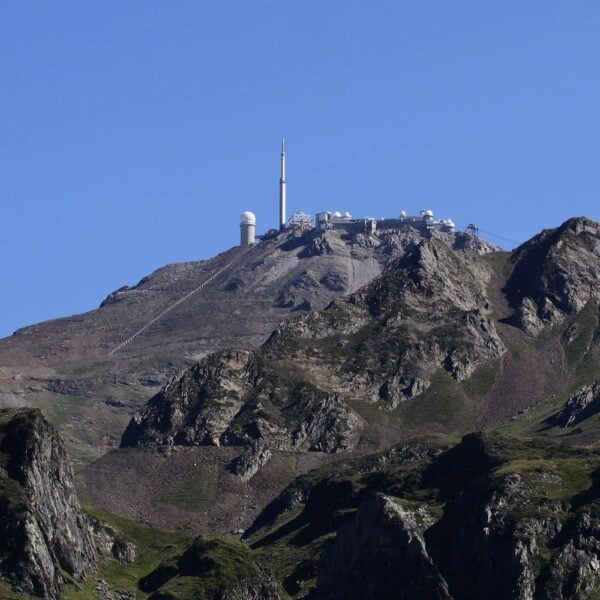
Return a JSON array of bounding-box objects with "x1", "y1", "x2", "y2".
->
[
  {"x1": 315, "y1": 208, "x2": 455, "y2": 235},
  {"x1": 240, "y1": 141, "x2": 462, "y2": 246},
  {"x1": 288, "y1": 211, "x2": 313, "y2": 228}
]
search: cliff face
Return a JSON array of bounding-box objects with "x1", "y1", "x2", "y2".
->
[
  {"x1": 0, "y1": 408, "x2": 96, "y2": 598},
  {"x1": 121, "y1": 238, "x2": 505, "y2": 455},
  {"x1": 316, "y1": 494, "x2": 451, "y2": 600}
]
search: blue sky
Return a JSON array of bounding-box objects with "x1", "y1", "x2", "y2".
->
[{"x1": 1, "y1": 2, "x2": 599, "y2": 337}]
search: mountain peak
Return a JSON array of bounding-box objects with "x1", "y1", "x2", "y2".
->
[{"x1": 505, "y1": 217, "x2": 600, "y2": 334}]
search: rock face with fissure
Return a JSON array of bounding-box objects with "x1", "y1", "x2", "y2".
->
[{"x1": 0, "y1": 408, "x2": 96, "y2": 598}]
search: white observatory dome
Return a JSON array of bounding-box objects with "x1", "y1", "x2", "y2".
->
[
  {"x1": 420, "y1": 209, "x2": 434, "y2": 218},
  {"x1": 333, "y1": 211, "x2": 342, "y2": 218},
  {"x1": 240, "y1": 211, "x2": 256, "y2": 225},
  {"x1": 399, "y1": 210, "x2": 407, "y2": 218}
]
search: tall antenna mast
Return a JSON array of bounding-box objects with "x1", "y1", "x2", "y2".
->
[{"x1": 279, "y1": 138, "x2": 286, "y2": 230}]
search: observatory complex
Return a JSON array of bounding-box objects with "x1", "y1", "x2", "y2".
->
[{"x1": 240, "y1": 140, "x2": 457, "y2": 246}]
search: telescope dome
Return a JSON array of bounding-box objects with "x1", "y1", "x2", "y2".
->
[{"x1": 240, "y1": 211, "x2": 256, "y2": 225}]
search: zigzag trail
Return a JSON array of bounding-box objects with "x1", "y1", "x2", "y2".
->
[{"x1": 109, "y1": 246, "x2": 253, "y2": 356}]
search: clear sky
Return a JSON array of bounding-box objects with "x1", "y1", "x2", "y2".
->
[{"x1": 1, "y1": 2, "x2": 599, "y2": 338}]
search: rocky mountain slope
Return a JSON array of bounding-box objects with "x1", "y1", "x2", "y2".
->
[
  {"x1": 121, "y1": 237, "x2": 505, "y2": 454},
  {"x1": 0, "y1": 408, "x2": 96, "y2": 598},
  {"x1": 76, "y1": 217, "x2": 600, "y2": 539},
  {"x1": 138, "y1": 536, "x2": 280, "y2": 599},
  {"x1": 0, "y1": 225, "x2": 489, "y2": 466},
  {"x1": 119, "y1": 218, "x2": 600, "y2": 463}
]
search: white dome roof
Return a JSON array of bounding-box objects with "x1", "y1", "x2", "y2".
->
[
  {"x1": 240, "y1": 211, "x2": 256, "y2": 225},
  {"x1": 333, "y1": 211, "x2": 342, "y2": 217},
  {"x1": 399, "y1": 211, "x2": 407, "y2": 218}
]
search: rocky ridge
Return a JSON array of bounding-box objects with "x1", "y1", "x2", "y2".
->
[
  {"x1": 504, "y1": 217, "x2": 600, "y2": 335},
  {"x1": 121, "y1": 237, "x2": 505, "y2": 456}
]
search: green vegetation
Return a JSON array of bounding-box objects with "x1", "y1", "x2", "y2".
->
[
  {"x1": 0, "y1": 579, "x2": 28, "y2": 599},
  {"x1": 482, "y1": 250, "x2": 511, "y2": 276},
  {"x1": 153, "y1": 468, "x2": 217, "y2": 511},
  {"x1": 400, "y1": 370, "x2": 466, "y2": 429},
  {"x1": 63, "y1": 506, "x2": 187, "y2": 599},
  {"x1": 140, "y1": 536, "x2": 269, "y2": 600},
  {"x1": 462, "y1": 358, "x2": 501, "y2": 398},
  {"x1": 493, "y1": 457, "x2": 593, "y2": 502}
]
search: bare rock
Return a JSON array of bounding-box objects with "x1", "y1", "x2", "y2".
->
[
  {"x1": 0, "y1": 408, "x2": 96, "y2": 598},
  {"x1": 505, "y1": 217, "x2": 600, "y2": 335},
  {"x1": 229, "y1": 439, "x2": 273, "y2": 482},
  {"x1": 316, "y1": 494, "x2": 452, "y2": 600},
  {"x1": 552, "y1": 381, "x2": 600, "y2": 428},
  {"x1": 89, "y1": 517, "x2": 136, "y2": 564}
]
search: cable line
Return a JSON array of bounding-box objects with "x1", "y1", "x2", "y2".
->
[{"x1": 108, "y1": 246, "x2": 253, "y2": 356}]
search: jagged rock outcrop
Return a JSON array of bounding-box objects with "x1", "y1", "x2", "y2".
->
[
  {"x1": 121, "y1": 238, "x2": 504, "y2": 459},
  {"x1": 122, "y1": 350, "x2": 254, "y2": 448},
  {"x1": 552, "y1": 381, "x2": 600, "y2": 427},
  {"x1": 504, "y1": 217, "x2": 600, "y2": 335},
  {"x1": 541, "y1": 509, "x2": 600, "y2": 599},
  {"x1": 228, "y1": 439, "x2": 273, "y2": 482},
  {"x1": 0, "y1": 408, "x2": 96, "y2": 598},
  {"x1": 89, "y1": 517, "x2": 136, "y2": 564},
  {"x1": 273, "y1": 236, "x2": 506, "y2": 399},
  {"x1": 427, "y1": 469, "x2": 564, "y2": 599},
  {"x1": 316, "y1": 494, "x2": 451, "y2": 600}
]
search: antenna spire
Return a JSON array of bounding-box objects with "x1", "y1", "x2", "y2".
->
[{"x1": 279, "y1": 138, "x2": 287, "y2": 229}]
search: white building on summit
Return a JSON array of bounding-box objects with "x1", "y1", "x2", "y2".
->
[
  {"x1": 240, "y1": 141, "x2": 457, "y2": 245},
  {"x1": 240, "y1": 211, "x2": 256, "y2": 246}
]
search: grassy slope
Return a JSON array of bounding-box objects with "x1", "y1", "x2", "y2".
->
[
  {"x1": 498, "y1": 300, "x2": 600, "y2": 440},
  {"x1": 63, "y1": 506, "x2": 188, "y2": 599}
]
